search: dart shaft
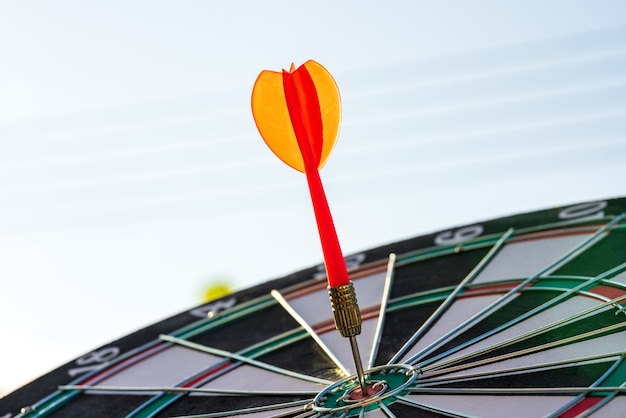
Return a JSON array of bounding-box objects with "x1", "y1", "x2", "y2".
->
[
  {"x1": 306, "y1": 166, "x2": 350, "y2": 287},
  {"x1": 349, "y1": 336, "x2": 367, "y2": 393}
]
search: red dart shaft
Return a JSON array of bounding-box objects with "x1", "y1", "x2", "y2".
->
[
  {"x1": 304, "y1": 166, "x2": 350, "y2": 287},
  {"x1": 282, "y1": 66, "x2": 350, "y2": 287}
]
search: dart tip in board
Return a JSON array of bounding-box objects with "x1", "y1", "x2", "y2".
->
[{"x1": 343, "y1": 380, "x2": 388, "y2": 402}]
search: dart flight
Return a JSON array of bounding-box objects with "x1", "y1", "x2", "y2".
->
[{"x1": 251, "y1": 60, "x2": 348, "y2": 288}]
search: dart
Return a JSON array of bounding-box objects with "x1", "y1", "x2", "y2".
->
[{"x1": 251, "y1": 60, "x2": 368, "y2": 392}]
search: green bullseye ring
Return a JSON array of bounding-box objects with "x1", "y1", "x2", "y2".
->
[{"x1": 312, "y1": 364, "x2": 419, "y2": 415}]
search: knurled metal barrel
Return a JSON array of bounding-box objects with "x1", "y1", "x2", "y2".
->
[{"x1": 328, "y1": 282, "x2": 362, "y2": 337}]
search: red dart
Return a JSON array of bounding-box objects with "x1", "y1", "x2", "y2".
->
[
  {"x1": 251, "y1": 60, "x2": 349, "y2": 288},
  {"x1": 252, "y1": 60, "x2": 367, "y2": 392}
]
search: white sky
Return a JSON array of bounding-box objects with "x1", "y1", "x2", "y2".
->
[{"x1": 1, "y1": 1, "x2": 626, "y2": 395}]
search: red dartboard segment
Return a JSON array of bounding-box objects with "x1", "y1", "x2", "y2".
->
[
  {"x1": 587, "y1": 285, "x2": 626, "y2": 300},
  {"x1": 182, "y1": 362, "x2": 234, "y2": 388},
  {"x1": 557, "y1": 396, "x2": 605, "y2": 417}
]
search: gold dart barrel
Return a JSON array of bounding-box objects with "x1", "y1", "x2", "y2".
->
[
  {"x1": 328, "y1": 282, "x2": 362, "y2": 337},
  {"x1": 328, "y1": 281, "x2": 368, "y2": 392}
]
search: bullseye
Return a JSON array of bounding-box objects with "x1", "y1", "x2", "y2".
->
[
  {"x1": 312, "y1": 364, "x2": 419, "y2": 415},
  {"x1": 340, "y1": 380, "x2": 387, "y2": 403}
]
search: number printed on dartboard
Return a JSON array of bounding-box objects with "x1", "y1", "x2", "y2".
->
[
  {"x1": 558, "y1": 200, "x2": 607, "y2": 220},
  {"x1": 67, "y1": 347, "x2": 121, "y2": 377},
  {"x1": 189, "y1": 297, "x2": 237, "y2": 318},
  {"x1": 434, "y1": 224, "x2": 484, "y2": 246}
]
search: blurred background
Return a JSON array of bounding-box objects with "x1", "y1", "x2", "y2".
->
[{"x1": 1, "y1": 0, "x2": 625, "y2": 395}]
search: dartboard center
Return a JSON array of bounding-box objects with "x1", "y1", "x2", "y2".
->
[
  {"x1": 312, "y1": 364, "x2": 418, "y2": 415},
  {"x1": 343, "y1": 380, "x2": 387, "y2": 402}
]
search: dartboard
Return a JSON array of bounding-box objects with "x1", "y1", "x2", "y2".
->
[{"x1": 2, "y1": 198, "x2": 626, "y2": 417}]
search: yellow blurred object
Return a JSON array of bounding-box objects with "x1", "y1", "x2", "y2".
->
[{"x1": 202, "y1": 282, "x2": 232, "y2": 302}]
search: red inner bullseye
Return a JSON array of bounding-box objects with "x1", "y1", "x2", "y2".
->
[{"x1": 345, "y1": 381, "x2": 386, "y2": 401}]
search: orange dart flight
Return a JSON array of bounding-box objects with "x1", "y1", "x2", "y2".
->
[{"x1": 251, "y1": 60, "x2": 349, "y2": 288}]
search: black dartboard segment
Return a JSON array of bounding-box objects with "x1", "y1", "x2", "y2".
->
[{"x1": 2, "y1": 198, "x2": 626, "y2": 417}]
